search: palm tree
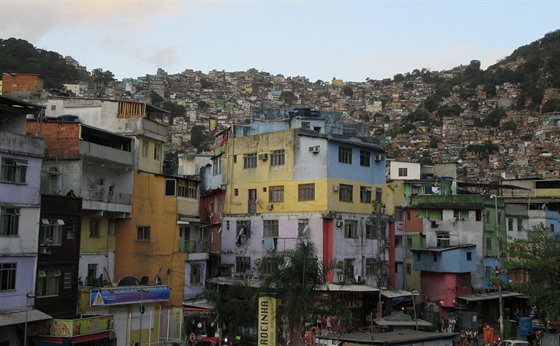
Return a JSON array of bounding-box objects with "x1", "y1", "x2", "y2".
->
[{"x1": 257, "y1": 241, "x2": 326, "y2": 346}]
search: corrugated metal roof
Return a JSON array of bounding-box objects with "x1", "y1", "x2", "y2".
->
[
  {"x1": 0, "y1": 308, "x2": 52, "y2": 327},
  {"x1": 458, "y1": 291, "x2": 526, "y2": 302},
  {"x1": 318, "y1": 284, "x2": 379, "y2": 292}
]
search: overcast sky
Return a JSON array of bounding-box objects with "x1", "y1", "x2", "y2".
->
[{"x1": 1, "y1": 0, "x2": 559, "y2": 82}]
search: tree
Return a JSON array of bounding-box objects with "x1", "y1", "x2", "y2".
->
[
  {"x1": 342, "y1": 86, "x2": 354, "y2": 97},
  {"x1": 190, "y1": 125, "x2": 211, "y2": 152},
  {"x1": 149, "y1": 90, "x2": 163, "y2": 107},
  {"x1": 541, "y1": 99, "x2": 560, "y2": 113},
  {"x1": 503, "y1": 224, "x2": 560, "y2": 322},
  {"x1": 279, "y1": 91, "x2": 298, "y2": 105},
  {"x1": 257, "y1": 241, "x2": 327, "y2": 346}
]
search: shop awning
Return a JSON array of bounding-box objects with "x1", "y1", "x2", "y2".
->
[
  {"x1": 33, "y1": 331, "x2": 111, "y2": 345},
  {"x1": 381, "y1": 290, "x2": 417, "y2": 299},
  {"x1": 320, "y1": 284, "x2": 379, "y2": 292},
  {"x1": 458, "y1": 291, "x2": 526, "y2": 302},
  {"x1": 0, "y1": 308, "x2": 52, "y2": 327},
  {"x1": 183, "y1": 298, "x2": 212, "y2": 315}
]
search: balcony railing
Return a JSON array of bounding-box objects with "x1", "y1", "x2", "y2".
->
[
  {"x1": 179, "y1": 239, "x2": 210, "y2": 253},
  {"x1": 81, "y1": 188, "x2": 132, "y2": 205}
]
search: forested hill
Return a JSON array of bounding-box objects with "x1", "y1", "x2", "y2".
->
[
  {"x1": 1, "y1": 30, "x2": 560, "y2": 106},
  {"x1": 0, "y1": 38, "x2": 89, "y2": 89}
]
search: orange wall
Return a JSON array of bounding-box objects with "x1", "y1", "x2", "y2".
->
[
  {"x1": 115, "y1": 172, "x2": 187, "y2": 307},
  {"x1": 26, "y1": 122, "x2": 80, "y2": 156},
  {"x1": 3, "y1": 74, "x2": 44, "y2": 93}
]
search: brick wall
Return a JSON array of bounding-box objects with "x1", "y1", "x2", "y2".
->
[
  {"x1": 2, "y1": 74, "x2": 44, "y2": 93},
  {"x1": 27, "y1": 121, "x2": 80, "y2": 156}
]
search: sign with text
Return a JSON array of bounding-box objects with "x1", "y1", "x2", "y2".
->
[
  {"x1": 258, "y1": 294, "x2": 277, "y2": 346},
  {"x1": 90, "y1": 285, "x2": 170, "y2": 306}
]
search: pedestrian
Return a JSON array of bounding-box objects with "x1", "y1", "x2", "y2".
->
[
  {"x1": 460, "y1": 329, "x2": 466, "y2": 345},
  {"x1": 472, "y1": 328, "x2": 479, "y2": 346},
  {"x1": 466, "y1": 328, "x2": 473, "y2": 346}
]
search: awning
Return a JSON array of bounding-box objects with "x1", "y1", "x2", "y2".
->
[
  {"x1": 319, "y1": 284, "x2": 379, "y2": 292},
  {"x1": 183, "y1": 298, "x2": 212, "y2": 316},
  {"x1": 458, "y1": 291, "x2": 526, "y2": 302},
  {"x1": 381, "y1": 290, "x2": 417, "y2": 299},
  {"x1": 33, "y1": 331, "x2": 111, "y2": 345},
  {"x1": 0, "y1": 308, "x2": 52, "y2": 327}
]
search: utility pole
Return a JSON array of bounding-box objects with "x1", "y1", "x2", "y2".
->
[{"x1": 491, "y1": 195, "x2": 504, "y2": 341}]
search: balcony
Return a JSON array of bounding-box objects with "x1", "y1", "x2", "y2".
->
[
  {"x1": 79, "y1": 141, "x2": 134, "y2": 168},
  {"x1": 179, "y1": 240, "x2": 210, "y2": 260},
  {"x1": 0, "y1": 132, "x2": 44, "y2": 157}
]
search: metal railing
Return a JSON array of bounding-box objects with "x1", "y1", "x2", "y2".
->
[
  {"x1": 81, "y1": 188, "x2": 132, "y2": 205},
  {"x1": 178, "y1": 239, "x2": 210, "y2": 253}
]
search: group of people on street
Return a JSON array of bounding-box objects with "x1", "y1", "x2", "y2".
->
[{"x1": 458, "y1": 328, "x2": 479, "y2": 346}]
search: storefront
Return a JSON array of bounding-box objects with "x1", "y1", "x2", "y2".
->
[{"x1": 32, "y1": 315, "x2": 114, "y2": 346}]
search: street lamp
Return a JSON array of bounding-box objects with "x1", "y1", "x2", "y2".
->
[
  {"x1": 138, "y1": 288, "x2": 149, "y2": 346},
  {"x1": 491, "y1": 195, "x2": 504, "y2": 340},
  {"x1": 24, "y1": 292, "x2": 35, "y2": 346}
]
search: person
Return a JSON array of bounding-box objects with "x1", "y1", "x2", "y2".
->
[
  {"x1": 466, "y1": 328, "x2": 473, "y2": 346},
  {"x1": 449, "y1": 317, "x2": 457, "y2": 333},
  {"x1": 66, "y1": 189, "x2": 76, "y2": 197},
  {"x1": 460, "y1": 329, "x2": 466, "y2": 345},
  {"x1": 471, "y1": 328, "x2": 479, "y2": 346}
]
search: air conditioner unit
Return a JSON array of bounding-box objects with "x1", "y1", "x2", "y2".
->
[
  {"x1": 258, "y1": 153, "x2": 268, "y2": 161},
  {"x1": 375, "y1": 154, "x2": 384, "y2": 161},
  {"x1": 266, "y1": 203, "x2": 274, "y2": 210},
  {"x1": 336, "y1": 220, "x2": 344, "y2": 228},
  {"x1": 380, "y1": 207, "x2": 387, "y2": 214},
  {"x1": 309, "y1": 145, "x2": 320, "y2": 153},
  {"x1": 355, "y1": 275, "x2": 362, "y2": 283},
  {"x1": 333, "y1": 185, "x2": 339, "y2": 192},
  {"x1": 39, "y1": 247, "x2": 51, "y2": 255}
]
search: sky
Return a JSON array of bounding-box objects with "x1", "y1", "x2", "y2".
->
[{"x1": 1, "y1": 0, "x2": 559, "y2": 83}]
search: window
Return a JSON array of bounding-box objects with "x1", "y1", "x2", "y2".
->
[
  {"x1": 66, "y1": 220, "x2": 76, "y2": 240},
  {"x1": 360, "y1": 186, "x2": 372, "y2": 203},
  {"x1": 237, "y1": 220, "x2": 251, "y2": 242},
  {"x1": 517, "y1": 217, "x2": 523, "y2": 231},
  {"x1": 366, "y1": 223, "x2": 376, "y2": 239},
  {"x1": 63, "y1": 270, "x2": 72, "y2": 289},
  {"x1": 243, "y1": 153, "x2": 257, "y2": 169},
  {"x1": 460, "y1": 274, "x2": 469, "y2": 288},
  {"x1": 212, "y1": 157, "x2": 222, "y2": 175},
  {"x1": 263, "y1": 220, "x2": 279, "y2": 238},
  {"x1": 467, "y1": 252, "x2": 472, "y2": 261},
  {"x1": 87, "y1": 264, "x2": 97, "y2": 281},
  {"x1": 154, "y1": 144, "x2": 161, "y2": 160},
  {"x1": 0, "y1": 207, "x2": 20, "y2": 236},
  {"x1": 165, "y1": 179, "x2": 176, "y2": 196},
  {"x1": 508, "y1": 218, "x2": 514, "y2": 231},
  {"x1": 260, "y1": 257, "x2": 281, "y2": 275},
  {"x1": 0, "y1": 263, "x2": 16, "y2": 291},
  {"x1": 344, "y1": 220, "x2": 358, "y2": 239},
  {"x1": 339, "y1": 184, "x2": 353, "y2": 202},
  {"x1": 236, "y1": 256, "x2": 251, "y2": 273},
  {"x1": 137, "y1": 226, "x2": 151, "y2": 241},
  {"x1": 89, "y1": 219, "x2": 100, "y2": 238},
  {"x1": 1, "y1": 158, "x2": 28, "y2": 183},
  {"x1": 270, "y1": 149, "x2": 285, "y2": 166},
  {"x1": 298, "y1": 183, "x2": 315, "y2": 201},
  {"x1": 436, "y1": 233, "x2": 450, "y2": 247},
  {"x1": 485, "y1": 237, "x2": 492, "y2": 251},
  {"x1": 375, "y1": 188, "x2": 383, "y2": 203},
  {"x1": 406, "y1": 263, "x2": 411, "y2": 275},
  {"x1": 177, "y1": 180, "x2": 197, "y2": 199},
  {"x1": 37, "y1": 269, "x2": 60, "y2": 297},
  {"x1": 142, "y1": 141, "x2": 149, "y2": 157},
  {"x1": 190, "y1": 263, "x2": 202, "y2": 285},
  {"x1": 365, "y1": 258, "x2": 376, "y2": 275},
  {"x1": 398, "y1": 167, "x2": 408, "y2": 177},
  {"x1": 269, "y1": 185, "x2": 284, "y2": 202},
  {"x1": 360, "y1": 150, "x2": 370, "y2": 167},
  {"x1": 338, "y1": 146, "x2": 352, "y2": 164},
  {"x1": 298, "y1": 219, "x2": 309, "y2": 237},
  {"x1": 343, "y1": 259, "x2": 355, "y2": 280},
  {"x1": 40, "y1": 219, "x2": 64, "y2": 246},
  {"x1": 407, "y1": 236, "x2": 412, "y2": 248}
]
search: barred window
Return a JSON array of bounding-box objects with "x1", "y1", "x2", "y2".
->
[
  {"x1": 0, "y1": 263, "x2": 16, "y2": 291},
  {"x1": 1, "y1": 158, "x2": 28, "y2": 183},
  {"x1": 263, "y1": 220, "x2": 279, "y2": 238},
  {"x1": 89, "y1": 219, "x2": 100, "y2": 238},
  {"x1": 190, "y1": 263, "x2": 202, "y2": 285},
  {"x1": 36, "y1": 269, "x2": 60, "y2": 297},
  {"x1": 360, "y1": 150, "x2": 370, "y2": 167},
  {"x1": 360, "y1": 186, "x2": 372, "y2": 203},
  {"x1": 40, "y1": 219, "x2": 64, "y2": 246},
  {"x1": 269, "y1": 185, "x2": 284, "y2": 202},
  {"x1": 236, "y1": 256, "x2": 251, "y2": 273},
  {"x1": 339, "y1": 184, "x2": 353, "y2": 202},
  {"x1": 365, "y1": 258, "x2": 376, "y2": 276},
  {"x1": 298, "y1": 183, "x2": 315, "y2": 201},
  {"x1": 366, "y1": 223, "x2": 376, "y2": 239},
  {"x1": 344, "y1": 220, "x2": 358, "y2": 239},
  {"x1": 338, "y1": 146, "x2": 352, "y2": 164},
  {"x1": 243, "y1": 153, "x2": 257, "y2": 168},
  {"x1": 270, "y1": 149, "x2": 285, "y2": 166},
  {"x1": 0, "y1": 207, "x2": 20, "y2": 236}
]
